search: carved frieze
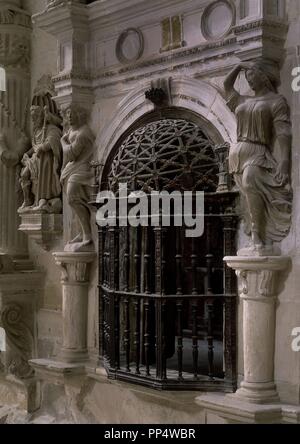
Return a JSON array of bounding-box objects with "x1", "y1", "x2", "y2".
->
[{"x1": 0, "y1": 7, "x2": 31, "y2": 27}]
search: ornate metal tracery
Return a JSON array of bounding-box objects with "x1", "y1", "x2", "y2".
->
[{"x1": 108, "y1": 119, "x2": 219, "y2": 193}]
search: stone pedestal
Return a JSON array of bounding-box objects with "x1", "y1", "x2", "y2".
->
[
  {"x1": 19, "y1": 213, "x2": 63, "y2": 251},
  {"x1": 53, "y1": 252, "x2": 96, "y2": 363},
  {"x1": 225, "y1": 255, "x2": 290, "y2": 404}
]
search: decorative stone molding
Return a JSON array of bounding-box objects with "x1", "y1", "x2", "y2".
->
[
  {"x1": 18, "y1": 213, "x2": 63, "y2": 251},
  {"x1": 29, "y1": 358, "x2": 86, "y2": 385},
  {"x1": 234, "y1": 18, "x2": 289, "y2": 62},
  {"x1": 97, "y1": 77, "x2": 236, "y2": 172},
  {"x1": 0, "y1": 5, "x2": 31, "y2": 28},
  {"x1": 201, "y1": 0, "x2": 235, "y2": 42},
  {"x1": 53, "y1": 252, "x2": 96, "y2": 363},
  {"x1": 224, "y1": 255, "x2": 290, "y2": 404},
  {"x1": 32, "y1": 1, "x2": 92, "y2": 110},
  {"x1": 116, "y1": 28, "x2": 144, "y2": 65},
  {"x1": 33, "y1": 0, "x2": 288, "y2": 105}
]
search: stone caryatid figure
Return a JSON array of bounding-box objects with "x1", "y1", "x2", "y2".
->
[
  {"x1": 18, "y1": 105, "x2": 63, "y2": 214},
  {"x1": 61, "y1": 104, "x2": 95, "y2": 252},
  {"x1": 224, "y1": 59, "x2": 293, "y2": 255}
]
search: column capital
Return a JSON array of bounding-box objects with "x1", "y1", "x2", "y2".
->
[
  {"x1": 53, "y1": 252, "x2": 96, "y2": 285},
  {"x1": 224, "y1": 256, "x2": 291, "y2": 301}
]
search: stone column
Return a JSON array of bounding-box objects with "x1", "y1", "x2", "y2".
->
[
  {"x1": 0, "y1": 0, "x2": 31, "y2": 257},
  {"x1": 53, "y1": 252, "x2": 96, "y2": 363},
  {"x1": 225, "y1": 255, "x2": 290, "y2": 404}
]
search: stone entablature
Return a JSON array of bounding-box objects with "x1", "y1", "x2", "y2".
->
[{"x1": 32, "y1": 0, "x2": 289, "y2": 105}]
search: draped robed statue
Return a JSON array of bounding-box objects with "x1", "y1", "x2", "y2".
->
[
  {"x1": 61, "y1": 104, "x2": 95, "y2": 252},
  {"x1": 224, "y1": 59, "x2": 293, "y2": 255},
  {"x1": 18, "y1": 105, "x2": 63, "y2": 214}
]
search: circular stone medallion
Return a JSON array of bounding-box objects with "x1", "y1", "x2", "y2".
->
[
  {"x1": 201, "y1": 1, "x2": 235, "y2": 40},
  {"x1": 116, "y1": 28, "x2": 144, "y2": 64}
]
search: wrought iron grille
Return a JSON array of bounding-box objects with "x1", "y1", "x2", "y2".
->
[{"x1": 96, "y1": 118, "x2": 238, "y2": 391}]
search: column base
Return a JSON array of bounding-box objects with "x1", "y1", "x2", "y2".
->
[
  {"x1": 196, "y1": 393, "x2": 282, "y2": 424},
  {"x1": 29, "y1": 359, "x2": 86, "y2": 385},
  {"x1": 229, "y1": 381, "x2": 279, "y2": 404},
  {"x1": 60, "y1": 348, "x2": 89, "y2": 364}
]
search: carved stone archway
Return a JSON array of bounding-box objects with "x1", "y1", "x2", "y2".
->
[
  {"x1": 96, "y1": 77, "x2": 237, "y2": 170},
  {"x1": 96, "y1": 108, "x2": 239, "y2": 391}
]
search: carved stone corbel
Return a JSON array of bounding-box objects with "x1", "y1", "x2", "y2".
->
[{"x1": 145, "y1": 78, "x2": 172, "y2": 108}]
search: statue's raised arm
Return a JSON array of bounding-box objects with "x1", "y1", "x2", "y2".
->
[{"x1": 224, "y1": 59, "x2": 292, "y2": 256}]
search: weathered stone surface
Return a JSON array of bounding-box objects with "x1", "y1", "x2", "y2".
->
[{"x1": 0, "y1": 0, "x2": 299, "y2": 424}]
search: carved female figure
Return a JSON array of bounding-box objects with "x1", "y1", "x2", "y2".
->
[
  {"x1": 224, "y1": 59, "x2": 292, "y2": 254},
  {"x1": 61, "y1": 105, "x2": 95, "y2": 252}
]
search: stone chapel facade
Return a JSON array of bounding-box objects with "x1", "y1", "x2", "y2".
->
[{"x1": 0, "y1": 0, "x2": 300, "y2": 424}]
